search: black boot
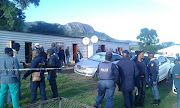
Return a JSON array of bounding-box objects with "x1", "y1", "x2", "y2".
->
[{"x1": 151, "y1": 99, "x2": 159, "y2": 106}]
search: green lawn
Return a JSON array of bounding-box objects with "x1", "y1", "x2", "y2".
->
[{"x1": 5, "y1": 72, "x2": 177, "y2": 108}]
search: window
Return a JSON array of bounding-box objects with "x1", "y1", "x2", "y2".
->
[{"x1": 158, "y1": 56, "x2": 167, "y2": 65}]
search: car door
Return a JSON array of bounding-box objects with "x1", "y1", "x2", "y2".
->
[{"x1": 158, "y1": 56, "x2": 168, "y2": 81}]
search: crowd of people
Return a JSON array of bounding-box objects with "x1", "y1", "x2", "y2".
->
[
  {"x1": 0, "y1": 42, "x2": 74, "y2": 108},
  {"x1": 94, "y1": 50, "x2": 160, "y2": 108}
]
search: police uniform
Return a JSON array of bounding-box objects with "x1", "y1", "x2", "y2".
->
[
  {"x1": 47, "y1": 54, "x2": 59, "y2": 98},
  {"x1": 147, "y1": 52, "x2": 160, "y2": 105},
  {"x1": 23, "y1": 55, "x2": 47, "y2": 104},
  {"x1": 94, "y1": 52, "x2": 119, "y2": 108}
]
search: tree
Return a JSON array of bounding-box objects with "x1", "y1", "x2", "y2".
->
[
  {"x1": 0, "y1": 0, "x2": 40, "y2": 31},
  {"x1": 137, "y1": 28, "x2": 159, "y2": 51}
]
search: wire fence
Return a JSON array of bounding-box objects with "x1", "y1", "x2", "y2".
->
[{"x1": 21, "y1": 97, "x2": 94, "y2": 108}]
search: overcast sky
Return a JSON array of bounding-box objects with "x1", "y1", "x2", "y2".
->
[{"x1": 24, "y1": 0, "x2": 180, "y2": 44}]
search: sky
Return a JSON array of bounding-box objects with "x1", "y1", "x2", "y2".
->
[{"x1": 24, "y1": 0, "x2": 180, "y2": 44}]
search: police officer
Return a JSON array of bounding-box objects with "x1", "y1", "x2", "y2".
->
[
  {"x1": 134, "y1": 51, "x2": 147, "y2": 108},
  {"x1": 116, "y1": 50, "x2": 139, "y2": 108},
  {"x1": 22, "y1": 49, "x2": 47, "y2": 104},
  {"x1": 147, "y1": 51, "x2": 160, "y2": 105},
  {"x1": 47, "y1": 49, "x2": 59, "y2": 98},
  {"x1": 94, "y1": 51, "x2": 119, "y2": 108}
]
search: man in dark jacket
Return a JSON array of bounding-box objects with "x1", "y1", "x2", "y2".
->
[
  {"x1": 134, "y1": 51, "x2": 147, "y2": 108},
  {"x1": 94, "y1": 51, "x2": 119, "y2": 108},
  {"x1": 96, "y1": 46, "x2": 102, "y2": 53},
  {"x1": 22, "y1": 49, "x2": 47, "y2": 104},
  {"x1": 75, "y1": 50, "x2": 83, "y2": 63},
  {"x1": 47, "y1": 49, "x2": 59, "y2": 98},
  {"x1": 58, "y1": 47, "x2": 65, "y2": 72},
  {"x1": 147, "y1": 51, "x2": 160, "y2": 105},
  {"x1": 116, "y1": 50, "x2": 139, "y2": 108},
  {"x1": 65, "y1": 46, "x2": 70, "y2": 66}
]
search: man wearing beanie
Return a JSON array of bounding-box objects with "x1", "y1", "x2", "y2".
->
[
  {"x1": 94, "y1": 51, "x2": 119, "y2": 108},
  {"x1": 47, "y1": 49, "x2": 59, "y2": 98},
  {"x1": 134, "y1": 51, "x2": 147, "y2": 108},
  {"x1": 116, "y1": 50, "x2": 139, "y2": 108},
  {"x1": 0, "y1": 48, "x2": 20, "y2": 108}
]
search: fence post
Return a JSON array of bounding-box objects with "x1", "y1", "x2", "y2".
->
[{"x1": 59, "y1": 100, "x2": 62, "y2": 108}]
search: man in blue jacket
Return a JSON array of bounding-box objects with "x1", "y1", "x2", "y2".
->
[
  {"x1": 94, "y1": 51, "x2": 119, "y2": 108},
  {"x1": 147, "y1": 51, "x2": 160, "y2": 105},
  {"x1": 22, "y1": 49, "x2": 47, "y2": 104},
  {"x1": 116, "y1": 50, "x2": 139, "y2": 108},
  {"x1": 0, "y1": 48, "x2": 20, "y2": 108},
  {"x1": 173, "y1": 58, "x2": 180, "y2": 108}
]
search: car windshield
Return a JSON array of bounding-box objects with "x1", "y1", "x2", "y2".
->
[{"x1": 88, "y1": 54, "x2": 105, "y2": 62}]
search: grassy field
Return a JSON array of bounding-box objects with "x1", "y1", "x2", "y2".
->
[{"x1": 5, "y1": 68, "x2": 177, "y2": 108}]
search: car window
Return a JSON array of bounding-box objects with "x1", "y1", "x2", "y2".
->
[
  {"x1": 158, "y1": 56, "x2": 167, "y2": 65},
  {"x1": 110, "y1": 55, "x2": 122, "y2": 62},
  {"x1": 167, "y1": 57, "x2": 175, "y2": 62},
  {"x1": 88, "y1": 54, "x2": 105, "y2": 62}
]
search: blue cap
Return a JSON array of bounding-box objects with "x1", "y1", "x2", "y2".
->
[
  {"x1": 122, "y1": 50, "x2": 129, "y2": 54},
  {"x1": 106, "y1": 51, "x2": 112, "y2": 57}
]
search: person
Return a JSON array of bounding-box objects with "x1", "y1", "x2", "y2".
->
[
  {"x1": 50, "y1": 43, "x2": 59, "y2": 59},
  {"x1": 58, "y1": 47, "x2": 65, "y2": 72},
  {"x1": 116, "y1": 50, "x2": 139, "y2": 108},
  {"x1": 47, "y1": 49, "x2": 59, "y2": 98},
  {"x1": 65, "y1": 46, "x2": 70, "y2": 66},
  {"x1": 22, "y1": 49, "x2": 47, "y2": 104},
  {"x1": 134, "y1": 51, "x2": 147, "y2": 108},
  {"x1": 7, "y1": 43, "x2": 21, "y2": 103},
  {"x1": 109, "y1": 48, "x2": 113, "y2": 53},
  {"x1": 175, "y1": 53, "x2": 180, "y2": 64},
  {"x1": 129, "y1": 50, "x2": 133, "y2": 58},
  {"x1": 173, "y1": 58, "x2": 180, "y2": 108},
  {"x1": 40, "y1": 46, "x2": 47, "y2": 60},
  {"x1": 75, "y1": 49, "x2": 83, "y2": 63},
  {"x1": 33, "y1": 43, "x2": 40, "y2": 50},
  {"x1": 147, "y1": 51, "x2": 160, "y2": 105},
  {"x1": 96, "y1": 46, "x2": 102, "y2": 53},
  {"x1": 94, "y1": 51, "x2": 119, "y2": 108},
  {"x1": 0, "y1": 48, "x2": 20, "y2": 108}
]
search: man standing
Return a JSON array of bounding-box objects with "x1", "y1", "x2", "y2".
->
[
  {"x1": 50, "y1": 43, "x2": 59, "y2": 59},
  {"x1": 47, "y1": 49, "x2": 59, "y2": 98},
  {"x1": 134, "y1": 51, "x2": 147, "y2": 108},
  {"x1": 7, "y1": 43, "x2": 21, "y2": 103},
  {"x1": 58, "y1": 47, "x2": 65, "y2": 72},
  {"x1": 65, "y1": 46, "x2": 70, "y2": 66},
  {"x1": 75, "y1": 50, "x2": 83, "y2": 63},
  {"x1": 96, "y1": 46, "x2": 102, "y2": 53},
  {"x1": 22, "y1": 49, "x2": 47, "y2": 104},
  {"x1": 173, "y1": 58, "x2": 180, "y2": 108},
  {"x1": 0, "y1": 48, "x2": 20, "y2": 108},
  {"x1": 94, "y1": 51, "x2": 119, "y2": 108},
  {"x1": 147, "y1": 51, "x2": 160, "y2": 105},
  {"x1": 116, "y1": 50, "x2": 139, "y2": 108}
]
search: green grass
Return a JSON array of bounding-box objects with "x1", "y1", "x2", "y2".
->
[{"x1": 5, "y1": 73, "x2": 177, "y2": 108}]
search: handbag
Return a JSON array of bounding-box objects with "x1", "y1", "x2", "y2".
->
[{"x1": 32, "y1": 72, "x2": 41, "y2": 82}]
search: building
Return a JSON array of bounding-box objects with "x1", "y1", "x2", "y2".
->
[{"x1": 0, "y1": 30, "x2": 129, "y2": 64}]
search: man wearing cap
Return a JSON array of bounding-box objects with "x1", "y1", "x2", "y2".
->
[
  {"x1": 94, "y1": 51, "x2": 119, "y2": 108},
  {"x1": 47, "y1": 49, "x2": 59, "y2": 98},
  {"x1": 0, "y1": 48, "x2": 20, "y2": 108},
  {"x1": 133, "y1": 51, "x2": 147, "y2": 108},
  {"x1": 147, "y1": 51, "x2": 160, "y2": 105},
  {"x1": 116, "y1": 50, "x2": 139, "y2": 108},
  {"x1": 22, "y1": 49, "x2": 47, "y2": 104},
  {"x1": 173, "y1": 58, "x2": 180, "y2": 108},
  {"x1": 75, "y1": 49, "x2": 83, "y2": 63}
]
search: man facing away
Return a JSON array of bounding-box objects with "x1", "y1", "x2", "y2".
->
[
  {"x1": 0, "y1": 48, "x2": 20, "y2": 108},
  {"x1": 65, "y1": 46, "x2": 70, "y2": 66},
  {"x1": 147, "y1": 51, "x2": 160, "y2": 105},
  {"x1": 173, "y1": 58, "x2": 180, "y2": 108},
  {"x1": 116, "y1": 50, "x2": 139, "y2": 108},
  {"x1": 94, "y1": 51, "x2": 119, "y2": 108},
  {"x1": 22, "y1": 49, "x2": 47, "y2": 104}
]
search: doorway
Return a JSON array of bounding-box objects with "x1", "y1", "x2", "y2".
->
[
  {"x1": 73, "y1": 44, "x2": 78, "y2": 60},
  {"x1": 25, "y1": 42, "x2": 32, "y2": 63}
]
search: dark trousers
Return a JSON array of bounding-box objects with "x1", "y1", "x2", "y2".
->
[
  {"x1": 135, "y1": 77, "x2": 146, "y2": 107},
  {"x1": 123, "y1": 91, "x2": 133, "y2": 108},
  {"x1": 30, "y1": 79, "x2": 47, "y2": 104},
  {"x1": 49, "y1": 77, "x2": 58, "y2": 98}
]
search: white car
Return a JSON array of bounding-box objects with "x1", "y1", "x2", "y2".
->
[{"x1": 74, "y1": 52, "x2": 122, "y2": 76}]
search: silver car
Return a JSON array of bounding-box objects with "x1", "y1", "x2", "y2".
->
[{"x1": 74, "y1": 52, "x2": 122, "y2": 76}]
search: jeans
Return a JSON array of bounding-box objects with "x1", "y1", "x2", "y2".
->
[
  {"x1": 59, "y1": 60, "x2": 63, "y2": 73},
  {"x1": 0, "y1": 83, "x2": 20, "y2": 108},
  {"x1": 30, "y1": 79, "x2": 46, "y2": 104},
  {"x1": 49, "y1": 77, "x2": 58, "y2": 98},
  {"x1": 135, "y1": 77, "x2": 146, "y2": 106},
  {"x1": 66, "y1": 55, "x2": 70, "y2": 66},
  {"x1": 123, "y1": 91, "x2": 133, "y2": 108},
  {"x1": 95, "y1": 80, "x2": 115, "y2": 108},
  {"x1": 151, "y1": 80, "x2": 160, "y2": 100},
  {"x1": 177, "y1": 88, "x2": 180, "y2": 108}
]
